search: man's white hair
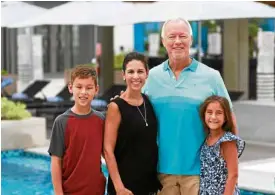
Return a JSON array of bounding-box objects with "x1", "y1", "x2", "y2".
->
[{"x1": 161, "y1": 18, "x2": 193, "y2": 38}]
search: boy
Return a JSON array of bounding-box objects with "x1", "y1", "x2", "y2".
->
[{"x1": 48, "y1": 65, "x2": 106, "y2": 195}]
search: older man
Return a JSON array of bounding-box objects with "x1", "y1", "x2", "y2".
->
[{"x1": 142, "y1": 18, "x2": 237, "y2": 194}]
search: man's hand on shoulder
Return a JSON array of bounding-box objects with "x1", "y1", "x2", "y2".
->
[
  {"x1": 108, "y1": 91, "x2": 125, "y2": 108},
  {"x1": 110, "y1": 90, "x2": 124, "y2": 101}
]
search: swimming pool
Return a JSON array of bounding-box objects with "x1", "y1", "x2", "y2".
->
[
  {"x1": 1, "y1": 150, "x2": 272, "y2": 195},
  {"x1": 1, "y1": 150, "x2": 108, "y2": 195}
]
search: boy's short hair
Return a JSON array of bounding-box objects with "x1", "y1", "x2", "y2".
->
[{"x1": 70, "y1": 65, "x2": 98, "y2": 86}]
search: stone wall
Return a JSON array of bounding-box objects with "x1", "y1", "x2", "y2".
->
[
  {"x1": 1, "y1": 117, "x2": 47, "y2": 150},
  {"x1": 233, "y1": 101, "x2": 275, "y2": 144}
]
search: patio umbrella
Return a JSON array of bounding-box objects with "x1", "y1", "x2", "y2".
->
[
  {"x1": 129, "y1": 1, "x2": 275, "y2": 60},
  {"x1": 8, "y1": 1, "x2": 137, "y2": 28},
  {"x1": 1, "y1": 1, "x2": 47, "y2": 27},
  {"x1": 130, "y1": 1, "x2": 275, "y2": 23}
]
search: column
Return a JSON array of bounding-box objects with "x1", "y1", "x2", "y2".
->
[
  {"x1": 10, "y1": 28, "x2": 18, "y2": 74},
  {"x1": 63, "y1": 26, "x2": 72, "y2": 70},
  {"x1": 223, "y1": 19, "x2": 249, "y2": 100},
  {"x1": 17, "y1": 30, "x2": 34, "y2": 92},
  {"x1": 99, "y1": 26, "x2": 114, "y2": 96},
  {"x1": 78, "y1": 25, "x2": 95, "y2": 64},
  {"x1": 1, "y1": 28, "x2": 7, "y2": 72},
  {"x1": 49, "y1": 26, "x2": 58, "y2": 73},
  {"x1": 257, "y1": 29, "x2": 274, "y2": 100}
]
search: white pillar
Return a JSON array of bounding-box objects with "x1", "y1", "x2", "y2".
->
[
  {"x1": 32, "y1": 35, "x2": 44, "y2": 80},
  {"x1": 17, "y1": 31, "x2": 33, "y2": 92},
  {"x1": 49, "y1": 26, "x2": 58, "y2": 73},
  {"x1": 257, "y1": 29, "x2": 275, "y2": 101}
]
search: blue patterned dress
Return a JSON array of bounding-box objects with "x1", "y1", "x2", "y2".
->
[{"x1": 199, "y1": 132, "x2": 245, "y2": 195}]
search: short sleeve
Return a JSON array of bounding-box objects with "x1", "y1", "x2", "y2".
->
[
  {"x1": 142, "y1": 79, "x2": 149, "y2": 95},
  {"x1": 48, "y1": 115, "x2": 66, "y2": 158},
  {"x1": 93, "y1": 109, "x2": 106, "y2": 120},
  {"x1": 217, "y1": 132, "x2": 245, "y2": 158},
  {"x1": 142, "y1": 67, "x2": 155, "y2": 96},
  {"x1": 213, "y1": 70, "x2": 233, "y2": 110}
]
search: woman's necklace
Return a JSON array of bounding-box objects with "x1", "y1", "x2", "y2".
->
[{"x1": 136, "y1": 99, "x2": 148, "y2": 127}]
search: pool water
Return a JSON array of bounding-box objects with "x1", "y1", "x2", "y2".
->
[
  {"x1": 1, "y1": 150, "x2": 272, "y2": 195},
  {"x1": 1, "y1": 150, "x2": 108, "y2": 195},
  {"x1": 2, "y1": 150, "x2": 53, "y2": 195}
]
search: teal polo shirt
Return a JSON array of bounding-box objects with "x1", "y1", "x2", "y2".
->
[{"x1": 143, "y1": 58, "x2": 232, "y2": 175}]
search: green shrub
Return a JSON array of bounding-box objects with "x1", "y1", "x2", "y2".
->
[
  {"x1": 1, "y1": 69, "x2": 8, "y2": 75},
  {"x1": 86, "y1": 63, "x2": 97, "y2": 68},
  {"x1": 1, "y1": 97, "x2": 31, "y2": 120},
  {"x1": 202, "y1": 20, "x2": 218, "y2": 33},
  {"x1": 158, "y1": 46, "x2": 167, "y2": 57},
  {"x1": 114, "y1": 53, "x2": 125, "y2": 70}
]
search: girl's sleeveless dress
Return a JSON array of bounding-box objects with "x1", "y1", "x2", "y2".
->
[{"x1": 200, "y1": 132, "x2": 245, "y2": 195}]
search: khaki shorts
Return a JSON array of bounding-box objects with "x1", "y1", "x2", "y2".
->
[{"x1": 158, "y1": 174, "x2": 200, "y2": 195}]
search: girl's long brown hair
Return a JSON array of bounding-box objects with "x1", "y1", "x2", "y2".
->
[{"x1": 199, "y1": 95, "x2": 234, "y2": 134}]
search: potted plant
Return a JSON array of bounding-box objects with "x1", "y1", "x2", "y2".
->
[{"x1": 248, "y1": 19, "x2": 263, "y2": 58}]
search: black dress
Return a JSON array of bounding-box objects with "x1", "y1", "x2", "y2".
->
[{"x1": 107, "y1": 94, "x2": 161, "y2": 195}]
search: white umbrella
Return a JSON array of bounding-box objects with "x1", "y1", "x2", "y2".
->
[
  {"x1": 9, "y1": 1, "x2": 137, "y2": 28},
  {"x1": 131, "y1": 1, "x2": 275, "y2": 23},
  {"x1": 197, "y1": 1, "x2": 275, "y2": 20},
  {"x1": 130, "y1": 1, "x2": 275, "y2": 61},
  {"x1": 131, "y1": 1, "x2": 204, "y2": 23},
  {"x1": 1, "y1": 1, "x2": 47, "y2": 27},
  {"x1": 9, "y1": 1, "x2": 275, "y2": 28}
]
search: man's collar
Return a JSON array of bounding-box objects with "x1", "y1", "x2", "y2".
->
[{"x1": 163, "y1": 57, "x2": 198, "y2": 72}]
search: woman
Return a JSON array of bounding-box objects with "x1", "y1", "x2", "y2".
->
[{"x1": 104, "y1": 52, "x2": 161, "y2": 195}]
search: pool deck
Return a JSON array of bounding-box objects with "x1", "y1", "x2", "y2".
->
[
  {"x1": 25, "y1": 141, "x2": 275, "y2": 194},
  {"x1": 239, "y1": 157, "x2": 275, "y2": 194}
]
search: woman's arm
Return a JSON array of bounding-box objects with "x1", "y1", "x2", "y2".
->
[
  {"x1": 221, "y1": 141, "x2": 239, "y2": 195},
  {"x1": 103, "y1": 102, "x2": 133, "y2": 195},
  {"x1": 51, "y1": 156, "x2": 64, "y2": 195}
]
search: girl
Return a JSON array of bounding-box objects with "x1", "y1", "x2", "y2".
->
[
  {"x1": 104, "y1": 52, "x2": 161, "y2": 195},
  {"x1": 199, "y1": 95, "x2": 245, "y2": 195}
]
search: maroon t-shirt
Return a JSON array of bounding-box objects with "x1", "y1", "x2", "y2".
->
[{"x1": 48, "y1": 109, "x2": 106, "y2": 195}]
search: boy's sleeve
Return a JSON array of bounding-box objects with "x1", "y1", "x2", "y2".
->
[
  {"x1": 213, "y1": 70, "x2": 233, "y2": 109},
  {"x1": 48, "y1": 115, "x2": 66, "y2": 158}
]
